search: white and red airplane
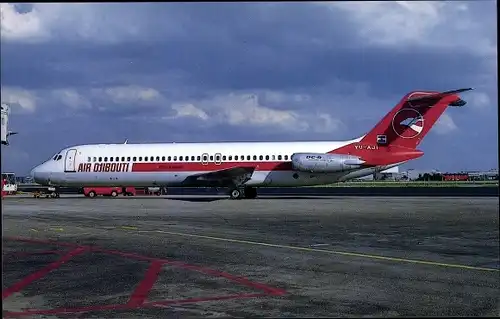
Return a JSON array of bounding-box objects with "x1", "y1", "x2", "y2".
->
[{"x1": 30, "y1": 88, "x2": 472, "y2": 199}]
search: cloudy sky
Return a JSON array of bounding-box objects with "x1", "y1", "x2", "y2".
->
[{"x1": 1, "y1": 1, "x2": 497, "y2": 175}]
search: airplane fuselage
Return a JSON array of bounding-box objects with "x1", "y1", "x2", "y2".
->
[{"x1": 31, "y1": 139, "x2": 401, "y2": 188}]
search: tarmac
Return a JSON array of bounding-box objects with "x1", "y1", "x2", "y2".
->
[{"x1": 2, "y1": 196, "x2": 500, "y2": 317}]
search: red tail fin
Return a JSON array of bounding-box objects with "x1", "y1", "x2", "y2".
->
[{"x1": 330, "y1": 88, "x2": 472, "y2": 165}]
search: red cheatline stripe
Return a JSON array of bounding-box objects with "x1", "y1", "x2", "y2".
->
[
  {"x1": 131, "y1": 161, "x2": 293, "y2": 172},
  {"x1": 2, "y1": 247, "x2": 87, "y2": 300},
  {"x1": 127, "y1": 261, "x2": 164, "y2": 307}
]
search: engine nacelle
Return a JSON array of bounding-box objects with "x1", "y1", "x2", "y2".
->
[{"x1": 291, "y1": 153, "x2": 366, "y2": 173}]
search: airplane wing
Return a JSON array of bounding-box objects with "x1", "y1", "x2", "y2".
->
[{"x1": 183, "y1": 165, "x2": 256, "y2": 187}]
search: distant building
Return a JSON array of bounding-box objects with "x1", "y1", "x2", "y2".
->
[
  {"x1": 442, "y1": 173, "x2": 468, "y2": 181},
  {"x1": 467, "y1": 169, "x2": 498, "y2": 181}
]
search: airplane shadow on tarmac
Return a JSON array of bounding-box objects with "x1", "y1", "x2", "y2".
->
[
  {"x1": 165, "y1": 196, "x2": 334, "y2": 202},
  {"x1": 166, "y1": 197, "x2": 226, "y2": 202}
]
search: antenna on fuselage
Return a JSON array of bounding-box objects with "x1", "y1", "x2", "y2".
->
[{"x1": 124, "y1": 139, "x2": 128, "y2": 144}]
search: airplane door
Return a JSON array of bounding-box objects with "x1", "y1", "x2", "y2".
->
[
  {"x1": 215, "y1": 153, "x2": 221, "y2": 165},
  {"x1": 202, "y1": 153, "x2": 209, "y2": 165},
  {"x1": 64, "y1": 149, "x2": 77, "y2": 172}
]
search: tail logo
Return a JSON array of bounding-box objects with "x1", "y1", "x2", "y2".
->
[{"x1": 392, "y1": 108, "x2": 424, "y2": 139}]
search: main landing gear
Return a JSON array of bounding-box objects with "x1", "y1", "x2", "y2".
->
[{"x1": 229, "y1": 186, "x2": 257, "y2": 200}]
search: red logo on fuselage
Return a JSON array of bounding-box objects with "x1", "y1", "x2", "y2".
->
[
  {"x1": 77, "y1": 163, "x2": 130, "y2": 173},
  {"x1": 392, "y1": 108, "x2": 424, "y2": 139}
]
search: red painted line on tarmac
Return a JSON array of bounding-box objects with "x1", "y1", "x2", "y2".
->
[
  {"x1": 163, "y1": 261, "x2": 287, "y2": 296},
  {"x1": 2, "y1": 247, "x2": 87, "y2": 300},
  {"x1": 128, "y1": 261, "x2": 164, "y2": 307},
  {"x1": 3, "y1": 237, "x2": 287, "y2": 317}
]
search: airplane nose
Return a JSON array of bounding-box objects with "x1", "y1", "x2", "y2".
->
[{"x1": 31, "y1": 165, "x2": 48, "y2": 185}]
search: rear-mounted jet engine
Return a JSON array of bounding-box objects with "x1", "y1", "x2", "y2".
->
[{"x1": 291, "y1": 153, "x2": 366, "y2": 173}]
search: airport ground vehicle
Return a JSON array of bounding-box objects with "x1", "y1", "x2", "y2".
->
[
  {"x1": 33, "y1": 186, "x2": 60, "y2": 198},
  {"x1": 83, "y1": 187, "x2": 136, "y2": 198},
  {"x1": 2, "y1": 172, "x2": 17, "y2": 194}
]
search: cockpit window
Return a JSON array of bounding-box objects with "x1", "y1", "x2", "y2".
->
[{"x1": 57, "y1": 155, "x2": 62, "y2": 161}]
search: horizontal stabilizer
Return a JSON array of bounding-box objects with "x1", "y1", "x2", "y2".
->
[{"x1": 407, "y1": 88, "x2": 473, "y2": 103}]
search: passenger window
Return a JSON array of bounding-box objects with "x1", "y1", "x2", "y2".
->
[
  {"x1": 120, "y1": 157, "x2": 124, "y2": 161},
  {"x1": 253, "y1": 155, "x2": 257, "y2": 160},
  {"x1": 173, "y1": 156, "x2": 177, "y2": 161},
  {"x1": 210, "y1": 155, "x2": 214, "y2": 161},
  {"x1": 127, "y1": 157, "x2": 131, "y2": 161},
  {"x1": 265, "y1": 155, "x2": 269, "y2": 160},
  {"x1": 139, "y1": 157, "x2": 143, "y2": 161},
  {"x1": 149, "y1": 156, "x2": 153, "y2": 161},
  {"x1": 247, "y1": 155, "x2": 251, "y2": 161},
  {"x1": 93, "y1": 157, "x2": 97, "y2": 162},
  {"x1": 197, "y1": 156, "x2": 201, "y2": 161},
  {"x1": 284, "y1": 155, "x2": 289, "y2": 160},
  {"x1": 228, "y1": 155, "x2": 232, "y2": 161},
  {"x1": 133, "y1": 157, "x2": 137, "y2": 161},
  {"x1": 272, "y1": 155, "x2": 275, "y2": 160},
  {"x1": 222, "y1": 155, "x2": 227, "y2": 161},
  {"x1": 202, "y1": 155, "x2": 208, "y2": 161},
  {"x1": 87, "y1": 157, "x2": 91, "y2": 162},
  {"x1": 104, "y1": 157, "x2": 108, "y2": 162},
  {"x1": 179, "y1": 156, "x2": 183, "y2": 161},
  {"x1": 99, "y1": 157, "x2": 102, "y2": 162},
  {"x1": 191, "y1": 156, "x2": 195, "y2": 161},
  {"x1": 235, "y1": 155, "x2": 239, "y2": 160},
  {"x1": 278, "y1": 155, "x2": 282, "y2": 160},
  {"x1": 168, "y1": 156, "x2": 171, "y2": 161},
  {"x1": 114, "y1": 157, "x2": 118, "y2": 161},
  {"x1": 162, "y1": 156, "x2": 165, "y2": 161},
  {"x1": 259, "y1": 155, "x2": 263, "y2": 160}
]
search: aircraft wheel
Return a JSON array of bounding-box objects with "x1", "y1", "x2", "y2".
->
[
  {"x1": 88, "y1": 191, "x2": 96, "y2": 198},
  {"x1": 230, "y1": 188, "x2": 242, "y2": 200}
]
